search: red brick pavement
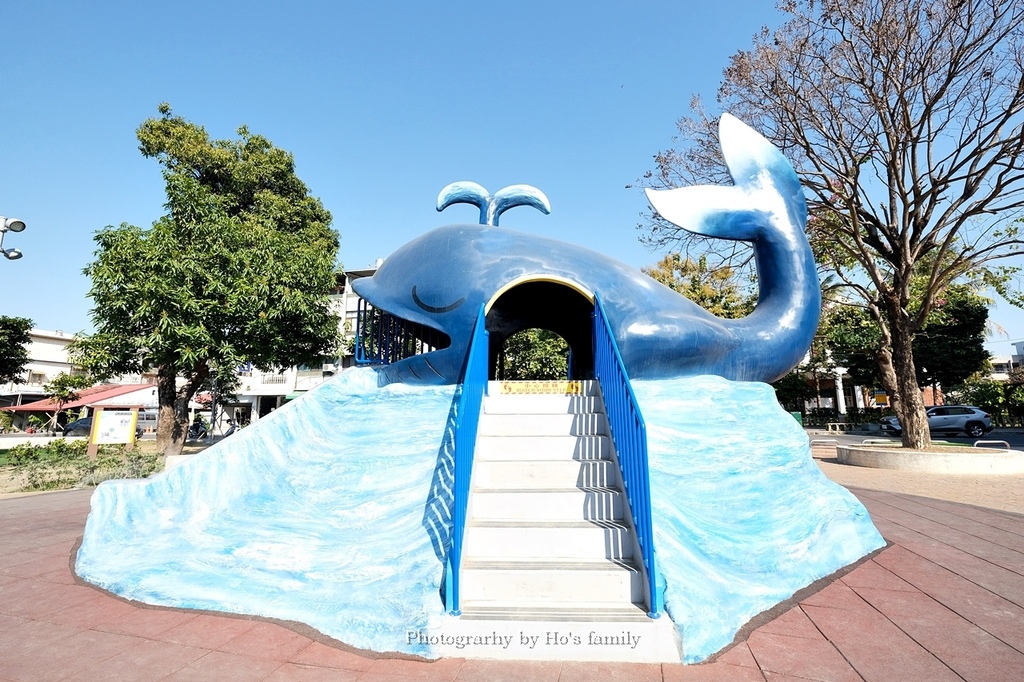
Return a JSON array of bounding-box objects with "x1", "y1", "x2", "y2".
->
[{"x1": 2, "y1": 487, "x2": 1024, "y2": 681}]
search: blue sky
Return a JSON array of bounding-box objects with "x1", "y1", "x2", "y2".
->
[{"x1": 1, "y1": 1, "x2": 1021, "y2": 355}]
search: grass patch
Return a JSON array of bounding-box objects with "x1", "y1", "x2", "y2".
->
[{"x1": 5, "y1": 439, "x2": 162, "y2": 492}]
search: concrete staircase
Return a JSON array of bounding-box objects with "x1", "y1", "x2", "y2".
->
[{"x1": 458, "y1": 380, "x2": 648, "y2": 621}]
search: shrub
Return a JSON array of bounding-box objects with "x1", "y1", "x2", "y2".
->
[
  {"x1": 845, "y1": 406, "x2": 892, "y2": 425},
  {"x1": 11, "y1": 440, "x2": 161, "y2": 491}
]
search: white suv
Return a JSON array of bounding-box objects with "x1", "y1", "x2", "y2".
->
[{"x1": 880, "y1": 405, "x2": 993, "y2": 439}]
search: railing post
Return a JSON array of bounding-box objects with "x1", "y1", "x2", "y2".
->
[
  {"x1": 592, "y1": 292, "x2": 663, "y2": 618},
  {"x1": 447, "y1": 306, "x2": 488, "y2": 615}
]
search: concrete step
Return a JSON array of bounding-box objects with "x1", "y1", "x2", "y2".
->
[
  {"x1": 464, "y1": 520, "x2": 633, "y2": 560},
  {"x1": 457, "y1": 601, "x2": 650, "y2": 622},
  {"x1": 483, "y1": 393, "x2": 604, "y2": 415},
  {"x1": 469, "y1": 489, "x2": 625, "y2": 522},
  {"x1": 478, "y1": 413, "x2": 606, "y2": 437},
  {"x1": 475, "y1": 435, "x2": 611, "y2": 461},
  {"x1": 460, "y1": 559, "x2": 643, "y2": 604},
  {"x1": 472, "y1": 460, "x2": 618, "y2": 489},
  {"x1": 458, "y1": 379, "x2": 652, "y2": 621}
]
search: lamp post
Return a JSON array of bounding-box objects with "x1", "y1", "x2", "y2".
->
[{"x1": 1, "y1": 217, "x2": 27, "y2": 260}]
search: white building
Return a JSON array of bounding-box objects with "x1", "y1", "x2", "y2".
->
[
  {"x1": 1, "y1": 328, "x2": 89, "y2": 408},
  {"x1": 988, "y1": 340, "x2": 1024, "y2": 381},
  {"x1": 2, "y1": 269, "x2": 377, "y2": 434}
]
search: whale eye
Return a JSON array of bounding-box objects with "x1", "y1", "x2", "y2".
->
[{"x1": 411, "y1": 286, "x2": 466, "y2": 314}]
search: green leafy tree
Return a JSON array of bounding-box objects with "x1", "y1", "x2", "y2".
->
[
  {"x1": 42, "y1": 373, "x2": 92, "y2": 433},
  {"x1": 1000, "y1": 368, "x2": 1024, "y2": 422},
  {"x1": 823, "y1": 304, "x2": 885, "y2": 388},
  {"x1": 641, "y1": 0, "x2": 1024, "y2": 448},
  {"x1": 0, "y1": 316, "x2": 32, "y2": 385},
  {"x1": 771, "y1": 333, "x2": 836, "y2": 415},
  {"x1": 771, "y1": 369, "x2": 818, "y2": 413},
  {"x1": 913, "y1": 288, "x2": 990, "y2": 392},
  {"x1": 498, "y1": 329, "x2": 569, "y2": 380},
  {"x1": 642, "y1": 253, "x2": 755, "y2": 319},
  {"x1": 71, "y1": 105, "x2": 340, "y2": 457},
  {"x1": 827, "y1": 285, "x2": 990, "y2": 401},
  {"x1": 774, "y1": 284, "x2": 989, "y2": 418},
  {"x1": 949, "y1": 375, "x2": 1005, "y2": 415}
]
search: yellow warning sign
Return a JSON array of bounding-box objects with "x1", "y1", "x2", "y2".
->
[{"x1": 499, "y1": 381, "x2": 584, "y2": 395}]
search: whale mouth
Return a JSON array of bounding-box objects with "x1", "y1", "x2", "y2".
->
[{"x1": 354, "y1": 297, "x2": 452, "y2": 367}]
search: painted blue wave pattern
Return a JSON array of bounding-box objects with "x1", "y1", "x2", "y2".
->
[
  {"x1": 76, "y1": 368, "x2": 457, "y2": 656},
  {"x1": 76, "y1": 369, "x2": 883, "y2": 662},
  {"x1": 634, "y1": 376, "x2": 885, "y2": 662}
]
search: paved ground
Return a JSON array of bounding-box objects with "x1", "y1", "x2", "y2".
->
[
  {"x1": 808, "y1": 435, "x2": 1024, "y2": 514},
  {"x1": 3, "y1": 448, "x2": 1024, "y2": 680}
]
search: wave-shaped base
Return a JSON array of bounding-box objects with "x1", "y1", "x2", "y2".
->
[{"x1": 76, "y1": 368, "x2": 883, "y2": 663}]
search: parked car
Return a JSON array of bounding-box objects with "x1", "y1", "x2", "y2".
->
[
  {"x1": 880, "y1": 405, "x2": 993, "y2": 439},
  {"x1": 62, "y1": 418, "x2": 93, "y2": 436},
  {"x1": 63, "y1": 417, "x2": 144, "y2": 440}
]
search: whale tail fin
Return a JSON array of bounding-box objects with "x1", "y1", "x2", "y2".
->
[{"x1": 644, "y1": 113, "x2": 805, "y2": 242}]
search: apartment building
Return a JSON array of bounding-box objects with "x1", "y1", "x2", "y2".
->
[
  {"x1": 1, "y1": 328, "x2": 91, "y2": 408},
  {"x1": 1, "y1": 269, "x2": 376, "y2": 433}
]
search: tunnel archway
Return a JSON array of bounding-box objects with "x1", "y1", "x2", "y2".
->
[{"x1": 484, "y1": 278, "x2": 594, "y2": 380}]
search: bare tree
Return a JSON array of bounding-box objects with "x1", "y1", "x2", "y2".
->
[{"x1": 641, "y1": 0, "x2": 1024, "y2": 448}]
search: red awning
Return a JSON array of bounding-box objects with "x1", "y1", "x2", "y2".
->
[{"x1": 0, "y1": 385, "x2": 150, "y2": 412}]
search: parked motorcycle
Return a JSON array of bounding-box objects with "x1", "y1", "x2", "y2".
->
[{"x1": 187, "y1": 422, "x2": 208, "y2": 440}]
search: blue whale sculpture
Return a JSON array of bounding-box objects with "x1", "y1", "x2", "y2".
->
[{"x1": 352, "y1": 114, "x2": 820, "y2": 385}]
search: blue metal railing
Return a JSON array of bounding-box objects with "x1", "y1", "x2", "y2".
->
[
  {"x1": 354, "y1": 298, "x2": 449, "y2": 365},
  {"x1": 592, "y1": 292, "x2": 663, "y2": 618},
  {"x1": 445, "y1": 305, "x2": 489, "y2": 614}
]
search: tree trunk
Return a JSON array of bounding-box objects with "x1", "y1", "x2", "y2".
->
[
  {"x1": 47, "y1": 409, "x2": 61, "y2": 435},
  {"x1": 156, "y1": 367, "x2": 188, "y2": 458},
  {"x1": 873, "y1": 347, "x2": 900, "y2": 414},
  {"x1": 888, "y1": 310, "x2": 930, "y2": 449}
]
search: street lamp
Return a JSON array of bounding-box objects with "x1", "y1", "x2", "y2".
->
[{"x1": 1, "y1": 216, "x2": 27, "y2": 260}]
